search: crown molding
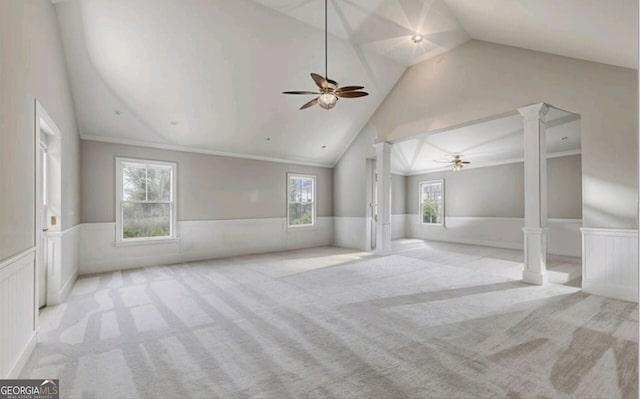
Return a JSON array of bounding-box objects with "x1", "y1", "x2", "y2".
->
[
  {"x1": 518, "y1": 102, "x2": 549, "y2": 120},
  {"x1": 79, "y1": 134, "x2": 334, "y2": 168}
]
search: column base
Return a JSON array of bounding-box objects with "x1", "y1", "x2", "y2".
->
[
  {"x1": 522, "y1": 270, "x2": 548, "y2": 285},
  {"x1": 375, "y1": 223, "x2": 392, "y2": 256},
  {"x1": 522, "y1": 227, "x2": 548, "y2": 285}
]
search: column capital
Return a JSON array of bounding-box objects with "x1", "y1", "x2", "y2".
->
[
  {"x1": 373, "y1": 141, "x2": 393, "y2": 153},
  {"x1": 517, "y1": 103, "x2": 549, "y2": 121}
]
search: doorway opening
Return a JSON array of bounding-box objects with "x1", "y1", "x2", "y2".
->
[
  {"x1": 366, "y1": 159, "x2": 377, "y2": 251},
  {"x1": 35, "y1": 101, "x2": 62, "y2": 310}
]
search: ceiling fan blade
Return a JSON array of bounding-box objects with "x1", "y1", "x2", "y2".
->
[
  {"x1": 335, "y1": 85, "x2": 364, "y2": 93},
  {"x1": 300, "y1": 97, "x2": 319, "y2": 110},
  {"x1": 462, "y1": 161, "x2": 470, "y2": 164},
  {"x1": 311, "y1": 73, "x2": 329, "y2": 90},
  {"x1": 283, "y1": 91, "x2": 321, "y2": 95},
  {"x1": 336, "y1": 91, "x2": 369, "y2": 98}
]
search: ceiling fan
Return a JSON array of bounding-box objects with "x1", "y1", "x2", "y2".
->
[
  {"x1": 435, "y1": 155, "x2": 470, "y2": 171},
  {"x1": 282, "y1": 0, "x2": 369, "y2": 110}
]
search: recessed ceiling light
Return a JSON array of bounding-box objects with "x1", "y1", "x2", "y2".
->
[
  {"x1": 561, "y1": 136, "x2": 569, "y2": 141},
  {"x1": 322, "y1": 145, "x2": 327, "y2": 149},
  {"x1": 170, "y1": 121, "x2": 177, "y2": 126},
  {"x1": 411, "y1": 34, "x2": 423, "y2": 44},
  {"x1": 114, "y1": 110, "x2": 122, "y2": 115},
  {"x1": 266, "y1": 137, "x2": 271, "y2": 141}
]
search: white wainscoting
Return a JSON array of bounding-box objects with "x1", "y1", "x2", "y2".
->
[
  {"x1": 581, "y1": 228, "x2": 638, "y2": 303},
  {"x1": 407, "y1": 216, "x2": 582, "y2": 257},
  {"x1": 391, "y1": 214, "x2": 406, "y2": 240},
  {"x1": 407, "y1": 216, "x2": 523, "y2": 249},
  {"x1": 0, "y1": 249, "x2": 37, "y2": 378},
  {"x1": 333, "y1": 217, "x2": 367, "y2": 251},
  {"x1": 45, "y1": 225, "x2": 80, "y2": 305},
  {"x1": 79, "y1": 217, "x2": 334, "y2": 274}
]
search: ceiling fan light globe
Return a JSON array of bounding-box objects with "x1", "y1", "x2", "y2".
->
[{"x1": 318, "y1": 93, "x2": 338, "y2": 109}]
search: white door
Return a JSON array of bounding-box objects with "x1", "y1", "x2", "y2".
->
[{"x1": 38, "y1": 143, "x2": 48, "y2": 308}]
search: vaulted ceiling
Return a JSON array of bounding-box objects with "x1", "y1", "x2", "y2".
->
[
  {"x1": 444, "y1": 0, "x2": 637, "y2": 69},
  {"x1": 53, "y1": 0, "x2": 637, "y2": 166}
]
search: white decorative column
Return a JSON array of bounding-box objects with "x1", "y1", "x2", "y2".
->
[
  {"x1": 374, "y1": 142, "x2": 392, "y2": 255},
  {"x1": 519, "y1": 103, "x2": 549, "y2": 285}
]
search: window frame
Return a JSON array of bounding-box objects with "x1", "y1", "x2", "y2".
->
[
  {"x1": 286, "y1": 173, "x2": 317, "y2": 229},
  {"x1": 419, "y1": 179, "x2": 444, "y2": 226},
  {"x1": 115, "y1": 157, "x2": 178, "y2": 245}
]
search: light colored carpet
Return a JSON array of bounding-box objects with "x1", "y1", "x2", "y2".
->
[{"x1": 21, "y1": 242, "x2": 637, "y2": 398}]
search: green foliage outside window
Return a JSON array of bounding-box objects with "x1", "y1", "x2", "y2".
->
[
  {"x1": 421, "y1": 181, "x2": 442, "y2": 224},
  {"x1": 422, "y1": 200, "x2": 439, "y2": 224},
  {"x1": 121, "y1": 162, "x2": 172, "y2": 239},
  {"x1": 288, "y1": 175, "x2": 314, "y2": 226},
  {"x1": 289, "y1": 204, "x2": 313, "y2": 225},
  {"x1": 123, "y1": 203, "x2": 170, "y2": 238}
]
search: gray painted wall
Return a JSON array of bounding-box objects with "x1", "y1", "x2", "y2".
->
[
  {"x1": 392, "y1": 174, "x2": 406, "y2": 215},
  {"x1": 370, "y1": 40, "x2": 636, "y2": 229},
  {"x1": 81, "y1": 140, "x2": 333, "y2": 223},
  {"x1": 333, "y1": 123, "x2": 376, "y2": 218},
  {"x1": 332, "y1": 125, "x2": 405, "y2": 218},
  {"x1": 407, "y1": 162, "x2": 524, "y2": 218},
  {"x1": 0, "y1": 1, "x2": 81, "y2": 261},
  {"x1": 548, "y1": 155, "x2": 583, "y2": 219},
  {"x1": 406, "y1": 155, "x2": 582, "y2": 219}
]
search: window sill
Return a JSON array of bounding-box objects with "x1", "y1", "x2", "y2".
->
[
  {"x1": 114, "y1": 237, "x2": 180, "y2": 247},
  {"x1": 286, "y1": 224, "x2": 318, "y2": 232},
  {"x1": 420, "y1": 223, "x2": 445, "y2": 227}
]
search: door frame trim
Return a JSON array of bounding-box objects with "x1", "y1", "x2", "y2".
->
[{"x1": 34, "y1": 100, "x2": 63, "y2": 321}]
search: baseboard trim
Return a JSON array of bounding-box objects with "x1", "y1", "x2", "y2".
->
[
  {"x1": 420, "y1": 236, "x2": 523, "y2": 251},
  {"x1": 7, "y1": 332, "x2": 37, "y2": 379},
  {"x1": 80, "y1": 242, "x2": 335, "y2": 275},
  {"x1": 523, "y1": 270, "x2": 547, "y2": 286},
  {"x1": 81, "y1": 254, "x2": 184, "y2": 275},
  {"x1": 408, "y1": 216, "x2": 582, "y2": 257},
  {"x1": 333, "y1": 216, "x2": 368, "y2": 251},
  {"x1": 54, "y1": 267, "x2": 78, "y2": 305},
  {"x1": 582, "y1": 281, "x2": 638, "y2": 303}
]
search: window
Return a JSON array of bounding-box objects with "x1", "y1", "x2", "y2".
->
[
  {"x1": 287, "y1": 174, "x2": 316, "y2": 227},
  {"x1": 116, "y1": 158, "x2": 177, "y2": 243},
  {"x1": 420, "y1": 180, "x2": 443, "y2": 225}
]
